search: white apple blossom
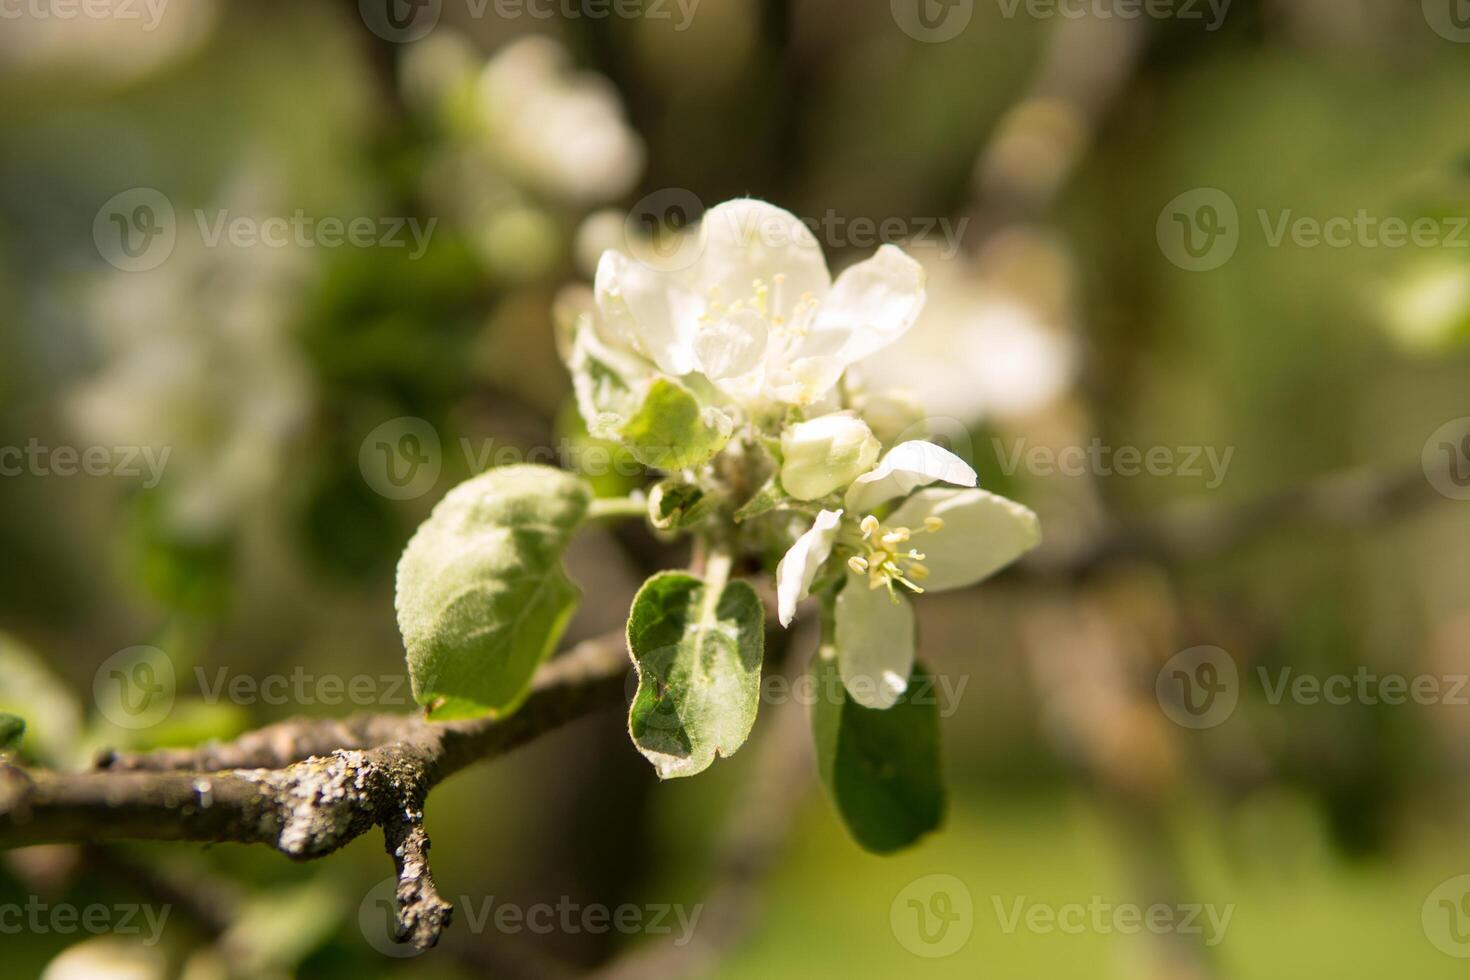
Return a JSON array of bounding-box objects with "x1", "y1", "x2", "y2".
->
[
  {"x1": 776, "y1": 439, "x2": 1039, "y2": 709},
  {"x1": 594, "y1": 199, "x2": 927, "y2": 408}
]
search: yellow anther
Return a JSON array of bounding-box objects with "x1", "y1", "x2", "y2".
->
[
  {"x1": 881, "y1": 528, "x2": 910, "y2": 548},
  {"x1": 847, "y1": 555, "x2": 869, "y2": 574},
  {"x1": 907, "y1": 563, "x2": 930, "y2": 581},
  {"x1": 860, "y1": 515, "x2": 880, "y2": 539},
  {"x1": 924, "y1": 516, "x2": 945, "y2": 533}
]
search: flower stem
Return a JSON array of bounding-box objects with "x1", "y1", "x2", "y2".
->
[{"x1": 587, "y1": 495, "x2": 647, "y2": 521}]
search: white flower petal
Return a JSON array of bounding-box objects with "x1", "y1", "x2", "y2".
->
[
  {"x1": 799, "y1": 244, "x2": 926, "y2": 368},
  {"x1": 695, "y1": 308, "x2": 768, "y2": 381},
  {"x1": 594, "y1": 250, "x2": 700, "y2": 376},
  {"x1": 759, "y1": 355, "x2": 842, "y2": 407},
  {"x1": 887, "y1": 487, "x2": 1040, "y2": 592},
  {"x1": 697, "y1": 199, "x2": 830, "y2": 320},
  {"x1": 844, "y1": 440, "x2": 977, "y2": 514},
  {"x1": 835, "y1": 577, "x2": 915, "y2": 710},
  {"x1": 775, "y1": 508, "x2": 842, "y2": 627}
]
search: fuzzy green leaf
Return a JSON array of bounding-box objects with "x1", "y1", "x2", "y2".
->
[
  {"x1": 569, "y1": 325, "x2": 650, "y2": 441},
  {"x1": 621, "y1": 378, "x2": 732, "y2": 472},
  {"x1": 396, "y1": 465, "x2": 592, "y2": 720},
  {"x1": 626, "y1": 571, "x2": 764, "y2": 778},
  {"x1": 812, "y1": 656, "x2": 945, "y2": 853}
]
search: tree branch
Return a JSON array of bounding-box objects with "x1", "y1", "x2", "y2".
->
[
  {"x1": 0, "y1": 631, "x2": 631, "y2": 950},
  {"x1": 1024, "y1": 463, "x2": 1445, "y2": 580}
]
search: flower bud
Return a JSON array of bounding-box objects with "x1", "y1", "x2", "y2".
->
[{"x1": 779, "y1": 413, "x2": 881, "y2": 501}]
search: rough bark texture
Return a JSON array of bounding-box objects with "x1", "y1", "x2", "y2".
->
[{"x1": 0, "y1": 632, "x2": 630, "y2": 950}]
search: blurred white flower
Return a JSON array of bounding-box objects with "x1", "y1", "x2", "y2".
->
[
  {"x1": 0, "y1": 0, "x2": 218, "y2": 88},
  {"x1": 594, "y1": 199, "x2": 927, "y2": 407},
  {"x1": 404, "y1": 33, "x2": 644, "y2": 280},
  {"x1": 1380, "y1": 261, "x2": 1470, "y2": 354},
  {"x1": 477, "y1": 36, "x2": 644, "y2": 205},
  {"x1": 859, "y1": 249, "x2": 1076, "y2": 424},
  {"x1": 42, "y1": 937, "x2": 167, "y2": 980},
  {"x1": 68, "y1": 185, "x2": 313, "y2": 537}
]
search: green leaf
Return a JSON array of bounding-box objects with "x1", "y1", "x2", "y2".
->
[
  {"x1": 0, "y1": 713, "x2": 24, "y2": 751},
  {"x1": 621, "y1": 378, "x2": 732, "y2": 472},
  {"x1": 626, "y1": 571, "x2": 764, "y2": 779},
  {"x1": 732, "y1": 474, "x2": 801, "y2": 523},
  {"x1": 569, "y1": 324, "x2": 650, "y2": 441},
  {"x1": 396, "y1": 465, "x2": 592, "y2": 720},
  {"x1": 647, "y1": 479, "x2": 716, "y2": 531},
  {"x1": 812, "y1": 656, "x2": 945, "y2": 853}
]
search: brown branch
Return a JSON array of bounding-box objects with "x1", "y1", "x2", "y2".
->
[
  {"x1": 0, "y1": 632, "x2": 632, "y2": 951},
  {"x1": 1023, "y1": 463, "x2": 1445, "y2": 581}
]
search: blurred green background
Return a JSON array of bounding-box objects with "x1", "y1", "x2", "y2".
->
[{"x1": 3, "y1": 0, "x2": 1470, "y2": 977}]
